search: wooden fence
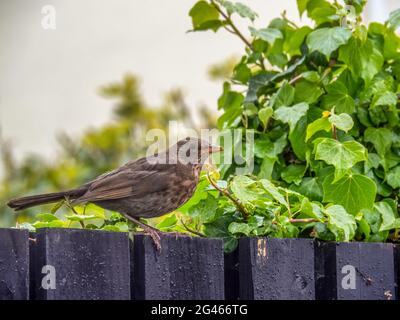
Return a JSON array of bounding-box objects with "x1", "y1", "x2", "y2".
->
[{"x1": 0, "y1": 228, "x2": 398, "y2": 300}]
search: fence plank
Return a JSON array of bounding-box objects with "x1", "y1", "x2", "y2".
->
[
  {"x1": 0, "y1": 228, "x2": 29, "y2": 300},
  {"x1": 315, "y1": 241, "x2": 396, "y2": 300},
  {"x1": 238, "y1": 237, "x2": 315, "y2": 300},
  {"x1": 131, "y1": 234, "x2": 225, "y2": 300},
  {"x1": 30, "y1": 228, "x2": 130, "y2": 300}
]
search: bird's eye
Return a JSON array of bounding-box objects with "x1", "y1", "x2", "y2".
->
[
  {"x1": 185, "y1": 137, "x2": 190, "y2": 141},
  {"x1": 186, "y1": 149, "x2": 191, "y2": 157}
]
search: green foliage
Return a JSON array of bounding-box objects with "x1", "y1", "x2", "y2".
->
[{"x1": 188, "y1": 0, "x2": 400, "y2": 250}]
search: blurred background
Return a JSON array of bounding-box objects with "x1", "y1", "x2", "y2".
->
[{"x1": 0, "y1": 0, "x2": 398, "y2": 226}]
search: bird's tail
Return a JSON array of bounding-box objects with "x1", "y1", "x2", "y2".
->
[{"x1": 7, "y1": 188, "x2": 86, "y2": 211}]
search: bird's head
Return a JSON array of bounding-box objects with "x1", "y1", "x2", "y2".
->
[{"x1": 170, "y1": 137, "x2": 222, "y2": 165}]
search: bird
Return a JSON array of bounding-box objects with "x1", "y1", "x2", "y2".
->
[{"x1": 7, "y1": 137, "x2": 222, "y2": 249}]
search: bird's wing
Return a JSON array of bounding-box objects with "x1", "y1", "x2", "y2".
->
[{"x1": 74, "y1": 169, "x2": 171, "y2": 203}]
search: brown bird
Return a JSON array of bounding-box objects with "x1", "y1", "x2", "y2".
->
[{"x1": 7, "y1": 137, "x2": 222, "y2": 249}]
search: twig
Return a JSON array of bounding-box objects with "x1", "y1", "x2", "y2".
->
[
  {"x1": 207, "y1": 173, "x2": 250, "y2": 220},
  {"x1": 180, "y1": 219, "x2": 206, "y2": 237},
  {"x1": 211, "y1": 0, "x2": 252, "y2": 49},
  {"x1": 289, "y1": 218, "x2": 319, "y2": 223}
]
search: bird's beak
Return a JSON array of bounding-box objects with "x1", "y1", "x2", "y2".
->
[{"x1": 209, "y1": 145, "x2": 223, "y2": 153}]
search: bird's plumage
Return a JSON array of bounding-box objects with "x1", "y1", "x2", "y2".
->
[{"x1": 7, "y1": 137, "x2": 220, "y2": 220}]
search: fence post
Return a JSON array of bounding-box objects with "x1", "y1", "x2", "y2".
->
[
  {"x1": 0, "y1": 228, "x2": 29, "y2": 300},
  {"x1": 238, "y1": 237, "x2": 315, "y2": 300},
  {"x1": 131, "y1": 234, "x2": 225, "y2": 300},
  {"x1": 30, "y1": 228, "x2": 130, "y2": 300},
  {"x1": 315, "y1": 241, "x2": 396, "y2": 300}
]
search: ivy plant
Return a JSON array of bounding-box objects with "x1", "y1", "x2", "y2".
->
[{"x1": 186, "y1": 0, "x2": 400, "y2": 251}]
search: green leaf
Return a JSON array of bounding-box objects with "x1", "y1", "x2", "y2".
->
[
  {"x1": 189, "y1": 1, "x2": 221, "y2": 32},
  {"x1": 364, "y1": 127, "x2": 393, "y2": 157},
  {"x1": 290, "y1": 177, "x2": 323, "y2": 201},
  {"x1": 270, "y1": 82, "x2": 295, "y2": 108},
  {"x1": 156, "y1": 214, "x2": 178, "y2": 230},
  {"x1": 329, "y1": 113, "x2": 354, "y2": 132},
  {"x1": 314, "y1": 138, "x2": 367, "y2": 172},
  {"x1": 228, "y1": 222, "x2": 251, "y2": 236},
  {"x1": 281, "y1": 164, "x2": 307, "y2": 185},
  {"x1": 260, "y1": 179, "x2": 288, "y2": 207},
  {"x1": 306, "y1": 27, "x2": 352, "y2": 58},
  {"x1": 258, "y1": 107, "x2": 273, "y2": 128},
  {"x1": 325, "y1": 205, "x2": 356, "y2": 241},
  {"x1": 65, "y1": 214, "x2": 97, "y2": 221},
  {"x1": 188, "y1": 195, "x2": 218, "y2": 223},
  {"x1": 339, "y1": 37, "x2": 383, "y2": 84},
  {"x1": 301, "y1": 71, "x2": 320, "y2": 83},
  {"x1": 218, "y1": 0, "x2": 258, "y2": 21},
  {"x1": 387, "y1": 166, "x2": 400, "y2": 189},
  {"x1": 306, "y1": 117, "x2": 331, "y2": 141},
  {"x1": 371, "y1": 91, "x2": 398, "y2": 108},
  {"x1": 297, "y1": 0, "x2": 309, "y2": 17},
  {"x1": 230, "y1": 175, "x2": 261, "y2": 203},
  {"x1": 387, "y1": 9, "x2": 400, "y2": 30},
  {"x1": 33, "y1": 220, "x2": 65, "y2": 229},
  {"x1": 101, "y1": 225, "x2": 121, "y2": 232},
  {"x1": 323, "y1": 173, "x2": 377, "y2": 215},
  {"x1": 36, "y1": 213, "x2": 59, "y2": 222},
  {"x1": 375, "y1": 202, "x2": 397, "y2": 231},
  {"x1": 294, "y1": 81, "x2": 324, "y2": 105},
  {"x1": 284, "y1": 26, "x2": 312, "y2": 56},
  {"x1": 249, "y1": 26, "x2": 283, "y2": 45},
  {"x1": 274, "y1": 102, "x2": 309, "y2": 132},
  {"x1": 322, "y1": 80, "x2": 355, "y2": 114}
]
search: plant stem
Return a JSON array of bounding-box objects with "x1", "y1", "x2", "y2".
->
[
  {"x1": 332, "y1": 125, "x2": 338, "y2": 140},
  {"x1": 289, "y1": 218, "x2": 319, "y2": 223},
  {"x1": 211, "y1": 0, "x2": 266, "y2": 70},
  {"x1": 180, "y1": 219, "x2": 206, "y2": 237},
  {"x1": 207, "y1": 173, "x2": 250, "y2": 220},
  {"x1": 211, "y1": 0, "x2": 252, "y2": 49}
]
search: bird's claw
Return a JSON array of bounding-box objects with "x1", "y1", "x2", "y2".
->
[{"x1": 145, "y1": 228, "x2": 162, "y2": 251}]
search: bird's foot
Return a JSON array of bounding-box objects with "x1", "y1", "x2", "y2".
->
[{"x1": 143, "y1": 226, "x2": 162, "y2": 251}]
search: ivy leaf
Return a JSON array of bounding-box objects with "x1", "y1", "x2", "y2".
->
[
  {"x1": 364, "y1": 127, "x2": 393, "y2": 157},
  {"x1": 375, "y1": 202, "x2": 398, "y2": 231},
  {"x1": 189, "y1": 1, "x2": 222, "y2": 32},
  {"x1": 260, "y1": 179, "x2": 288, "y2": 207},
  {"x1": 217, "y1": 1, "x2": 258, "y2": 21},
  {"x1": 329, "y1": 113, "x2": 354, "y2": 132},
  {"x1": 156, "y1": 214, "x2": 178, "y2": 231},
  {"x1": 258, "y1": 107, "x2": 273, "y2": 128},
  {"x1": 314, "y1": 138, "x2": 367, "y2": 172},
  {"x1": 188, "y1": 195, "x2": 218, "y2": 223},
  {"x1": 325, "y1": 205, "x2": 356, "y2": 241},
  {"x1": 322, "y1": 80, "x2": 355, "y2": 114},
  {"x1": 386, "y1": 166, "x2": 400, "y2": 189},
  {"x1": 230, "y1": 175, "x2": 261, "y2": 203},
  {"x1": 281, "y1": 164, "x2": 307, "y2": 185},
  {"x1": 306, "y1": 117, "x2": 331, "y2": 141},
  {"x1": 228, "y1": 222, "x2": 251, "y2": 236},
  {"x1": 65, "y1": 214, "x2": 97, "y2": 221},
  {"x1": 249, "y1": 26, "x2": 283, "y2": 45},
  {"x1": 371, "y1": 91, "x2": 398, "y2": 108},
  {"x1": 297, "y1": 0, "x2": 309, "y2": 17},
  {"x1": 306, "y1": 27, "x2": 351, "y2": 58},
  {"x1": 270, "y1": 82, "x2": 295, "y2": 108},
  {"x1": 387, "y1": 9, "x2": 400, "y2": 30},
  {"x1": 339, "y1": 37, "x2": 383, "y2": 84},
  {"x1": 323, "y1": 173, "x2": 377, "y2": 215},
  {"x1": 274, "y1": 102, "x2": 309, "y2": 131},
  {"x1": 36, "y1": 213, "x2": 59, "y2": 222}
]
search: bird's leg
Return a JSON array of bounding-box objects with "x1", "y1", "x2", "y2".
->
[{"x1": 125, "y1": 216, "x2": 162, "y2": 251}]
